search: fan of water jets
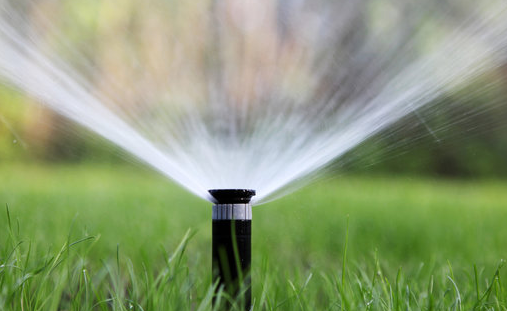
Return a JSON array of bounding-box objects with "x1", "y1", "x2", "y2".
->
[{"x1": 1, "y1": 0, "x2": 507, "y2": 203}]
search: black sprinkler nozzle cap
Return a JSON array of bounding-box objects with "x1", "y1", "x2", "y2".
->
[{"x1": 209, "y1": 189, "x2": 256, "y2": 204}]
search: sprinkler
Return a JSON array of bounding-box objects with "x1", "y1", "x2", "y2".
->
[{"x1": 209, "y1": 189, "x2": 255, "y2": 309}]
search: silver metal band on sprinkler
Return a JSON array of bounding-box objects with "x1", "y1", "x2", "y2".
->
[{"x1": 212, "y1": 203, "x2": 252, "y2": 220}]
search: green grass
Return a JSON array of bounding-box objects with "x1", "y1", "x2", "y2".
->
[{"x1": 1, "y1": 163, "x2": 507, "y2": 310}]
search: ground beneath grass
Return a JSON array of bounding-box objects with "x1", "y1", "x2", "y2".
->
[{"x1": 1, "y1": 163, "x2": 507, "y2": 310}]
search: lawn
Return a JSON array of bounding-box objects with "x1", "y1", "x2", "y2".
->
[{"x1": 1, "y1": 163, "x2": 507, "y2": 310}]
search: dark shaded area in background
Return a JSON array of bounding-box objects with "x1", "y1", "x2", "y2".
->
[{"x1": 343, "y1": 76, "x2": 507, "y2": 178}]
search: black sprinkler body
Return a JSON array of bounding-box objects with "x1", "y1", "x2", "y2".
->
[{"x1": 209, "y1": 189, "x2": 255, "y2": 310}]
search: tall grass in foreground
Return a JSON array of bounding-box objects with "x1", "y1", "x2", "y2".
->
[
  {"x1": 1, "y1": 205, "x2": 506, "y2": 310},
  {"x1": 1, "y1": 164, "x2": 507, "y2": 310}
]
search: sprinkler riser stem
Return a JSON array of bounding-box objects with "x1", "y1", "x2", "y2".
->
[
  {"x1": 209, "y1": 190, "x2": 255, "y2": 310},
  {"x1": 212, "y1": 216, "x2": 251, "y2": 308}
]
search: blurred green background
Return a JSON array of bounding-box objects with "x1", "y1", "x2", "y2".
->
[{"x1": 1, "y1": 0, "x2": 507, "y2": 176}]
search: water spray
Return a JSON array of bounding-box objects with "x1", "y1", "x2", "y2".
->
[
  {"x1": 3, "y1": 0, "x2": 507, "y2": 307},
  {"x1": 209, "y1": 189, "x2": 255, "y2": 309}
]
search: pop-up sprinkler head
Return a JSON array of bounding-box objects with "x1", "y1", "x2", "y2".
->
[
  {"x1": 209, "y1": 189, "x2": 256, "y2": 204},
  {"x1": 209, "y1": 189, "x2": 255, "y2": 310}
]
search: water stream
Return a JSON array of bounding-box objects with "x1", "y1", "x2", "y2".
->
[{"x1": 1, "y1": 0, "x2": 507, "y2": 203}]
